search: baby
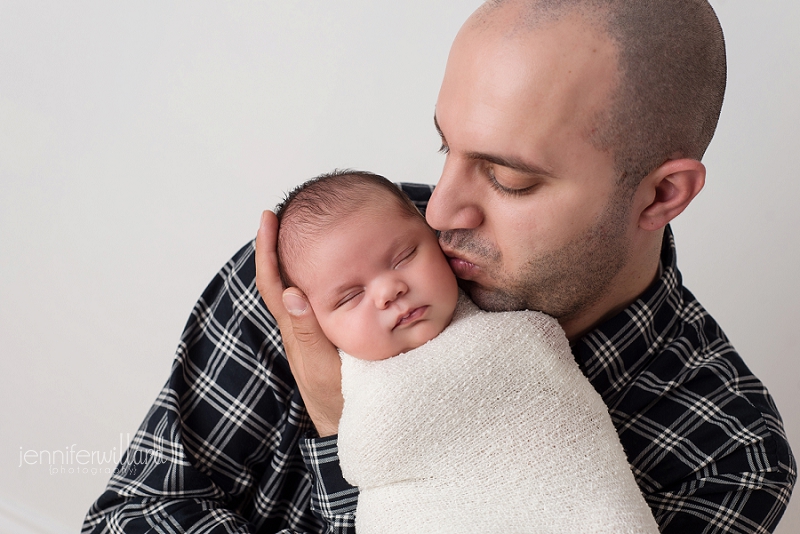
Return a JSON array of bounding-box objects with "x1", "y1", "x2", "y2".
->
[{"x1": 275, "y1": 170, "x2": 658, "y2": 534}]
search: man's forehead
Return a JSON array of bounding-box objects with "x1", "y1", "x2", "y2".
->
[
  {"x1": 437, "y1": 11, "x2": 617, "y2": 147},
  {"x1": 457, "y1": 1, "x2": 618, "y2": 86}
]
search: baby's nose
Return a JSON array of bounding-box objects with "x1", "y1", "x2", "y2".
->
[{"x1": 375, "y1": 276, "x2": 407, "y2": 308}]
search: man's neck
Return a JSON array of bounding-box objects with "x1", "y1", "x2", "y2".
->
[{"x1": 561, "y1": 233, "x2": 663, "y2": 343}]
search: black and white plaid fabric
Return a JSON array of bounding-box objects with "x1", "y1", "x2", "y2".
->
[{"x1": 83, "y1": 183, "x2": 795, "y2": 533}]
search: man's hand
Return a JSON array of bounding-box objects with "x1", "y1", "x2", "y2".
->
[{"x1": 255, "y1": 210, "x2": 343, "y2": 437}]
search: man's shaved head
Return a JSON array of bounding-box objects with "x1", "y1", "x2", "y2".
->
[{"x1": 476, "y1": 0, "x2": 726, "y2": 187}]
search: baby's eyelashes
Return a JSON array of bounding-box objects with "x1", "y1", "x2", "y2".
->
[
  {"x1": 393, "y1": 247, "x2": 417, "y2": 269},
  {"x1": 334, "y1": 290, "x2": 364, "y2": 310}
]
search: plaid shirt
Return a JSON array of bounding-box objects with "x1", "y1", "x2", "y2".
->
[{"x1": 83, "y1": 183, "x2": 795, "y2": 533}]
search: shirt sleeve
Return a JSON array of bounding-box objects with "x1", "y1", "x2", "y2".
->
[
  {"x1": 299, "y1": 436, "x2": 358, "y2": 533},
  {"x1": 650, "y1": 467, "x2": 795, "y2": 534},
  {"x1": 81, "y1": 242, "x2": 326, "y2": 533},
  {"x1": 594, "y1": 314, "x2": 795, "y2": 533},
  {"x1": 637, "y1": 375, "x2": 796, "y2": 534}
]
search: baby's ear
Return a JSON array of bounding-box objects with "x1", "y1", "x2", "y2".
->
[{"x1": 637, "y1": 159, "x2": 705, "y2": 231}]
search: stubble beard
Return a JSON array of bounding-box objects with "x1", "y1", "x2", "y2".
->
[{"x1": 440, "y1": 191, "x2": 632, "y2": 320}]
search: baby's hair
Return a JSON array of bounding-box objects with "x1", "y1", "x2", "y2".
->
[{"x1": 275, "y1": 169, "x2": 424, "y2": 289}]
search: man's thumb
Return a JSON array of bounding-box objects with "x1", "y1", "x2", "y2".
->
[
  {"x1": 282, "y1": 289, "x2": 328, "y2": 348},
  {"x1": 282, "y1": 290, "x2": 309, "y2": 317}
]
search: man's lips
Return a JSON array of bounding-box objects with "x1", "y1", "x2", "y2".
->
[
  {"x1": 439, "y1": 244, "x2": 481, "y2": 279},
  {"x1": 394, "y1": 306, "x2": 427, "y2": 329},
  {"x1": 446, "y1": 254, "x2": 480, "y2": 280}
]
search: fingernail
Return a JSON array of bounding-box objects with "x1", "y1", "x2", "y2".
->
[{"x1": 283, "y1": 291, "x2": 308, "y2": 316}]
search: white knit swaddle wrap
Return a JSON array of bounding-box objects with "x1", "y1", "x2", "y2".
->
[{"x1": 338, "y1": 295, "x2": 658, "y2": 533}]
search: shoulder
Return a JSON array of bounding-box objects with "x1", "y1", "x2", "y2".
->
[
  {"x1": 397, "y1": 182, "x2": 434, "y2": 215},
  {"x1": 617, "y1": 286, "x2": 794, "y2": 492},
  {"x1": 177, "y1": 241, "x2": 294, "y2": 402}
]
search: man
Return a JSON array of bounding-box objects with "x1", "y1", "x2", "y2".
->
[{"x1": 84, "y1": 0, "x2": 795, "y2": 532}]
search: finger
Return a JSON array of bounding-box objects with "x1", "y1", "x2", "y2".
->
[
  {"x1": 282, "y1": 289, "x2": 336, "y2": 352},
  {"x1": 255, "y1": 210, "x2": 343, "y2": 436},
  {"x1": 255, "y1": 210, "x2": 288, "y2": 321},
  {"x1": 282, "y1": 288, "x2": 343, "y2": 437}
]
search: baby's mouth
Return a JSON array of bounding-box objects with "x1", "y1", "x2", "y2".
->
[{"x1": 394, "y1": 306, "x2": 427, "y2": 329}]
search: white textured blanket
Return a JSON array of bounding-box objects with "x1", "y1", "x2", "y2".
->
[{"x1": 338, "y1": 294, "x2": 658, "y2": 533}]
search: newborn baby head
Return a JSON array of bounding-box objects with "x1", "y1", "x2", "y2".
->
[{"x1": 276, "y1": 170, "x2": 459, "y2": 361}]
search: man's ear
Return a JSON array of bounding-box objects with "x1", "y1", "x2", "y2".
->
[{"x1": 638, "y1": 158, "x2": 706, "y2": 231}]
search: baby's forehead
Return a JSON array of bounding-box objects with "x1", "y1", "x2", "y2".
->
[{"x1": 291, "y1": 205, "x2": 423, "y2": 288}]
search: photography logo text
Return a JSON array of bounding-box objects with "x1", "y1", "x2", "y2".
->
[{"x1": 18, "y1": 433, "x2": 166, "y2": 476}]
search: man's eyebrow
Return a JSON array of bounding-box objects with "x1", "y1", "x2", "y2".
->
[
  {"x1": 434, "y1": 113, "x2": 554, "y2": 178},
  {"x1": 466, "y1": 151, "x2": 555, "y2": 178}
]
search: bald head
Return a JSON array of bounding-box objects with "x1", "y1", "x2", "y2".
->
[{"x1": 475, "y1": 0, "x2": 726, "y2": 186}]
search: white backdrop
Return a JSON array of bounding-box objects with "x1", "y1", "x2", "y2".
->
[{"x1": 1, "y1": 1, "x2": 797, "y2": 532}]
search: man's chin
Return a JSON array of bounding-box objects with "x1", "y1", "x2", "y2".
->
[{"x1": 460, "y1": 281, "x2": 526, "y2": 313}]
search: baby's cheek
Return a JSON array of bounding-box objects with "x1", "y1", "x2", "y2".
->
[{"x1": 317, "y1": 316, "x2": 345, "y2": 351}]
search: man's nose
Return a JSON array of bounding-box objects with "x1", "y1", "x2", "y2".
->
[
  {"x1": 374, "y1": 275, "x2": 408, "y2": 309},
  {"x1": 426, "y1": 156, "x2": 484, "y2": 232}
]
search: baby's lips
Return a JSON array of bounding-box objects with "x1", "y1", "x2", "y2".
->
[{"x1": 393, "y1": 306, "x2": 427, "y2": 329}]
